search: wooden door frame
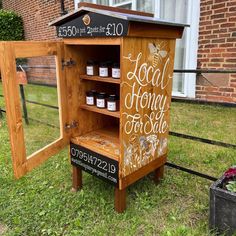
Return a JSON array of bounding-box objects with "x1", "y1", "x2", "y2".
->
[{"x1": 0, "y1": 41, "x2": 70, "y2": 178}]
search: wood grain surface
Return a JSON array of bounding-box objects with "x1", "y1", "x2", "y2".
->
[{"x1": 120, "y1": 37, "x2": 176, "y2": 178}]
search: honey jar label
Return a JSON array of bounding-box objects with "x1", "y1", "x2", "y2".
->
[
  {"x1": 97, "y1": 98, "x2": 105, "y2": 108},
  {"x1": 86, "y1": 66, "x2": 94, "y2": 76},
  {"x1": 107, "y1": 101, "x2": 116, "y2": 111},
  {"x1": 112, "y1": 68, "x2": 120, "y2": 78},
  {"x1": 99, "y1": 67, "x2": 108, "y2": 77},
  {"x1": 86, "y1": 96, "x2": 94, "y2": 105}
]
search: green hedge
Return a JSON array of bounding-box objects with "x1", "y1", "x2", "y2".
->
[{"x1": 0, "y1": 10, "x2": 24, "y2": 40}]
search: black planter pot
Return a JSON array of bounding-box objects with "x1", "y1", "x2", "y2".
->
[{"x1": 210, "y1": 176, "x2": 236, "y2": 235}]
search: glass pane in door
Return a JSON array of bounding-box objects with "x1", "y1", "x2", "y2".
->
[{"x1": 16, "y1": 56, "x2": 60, "y2": 156}]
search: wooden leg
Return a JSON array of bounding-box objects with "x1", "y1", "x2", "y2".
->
[
  {"x1": 71, "y1": 166, "x2": 82, "y2": 192},
  {"x1": 115, "y1": 187, "x2": 126, "y2": 213},
  {"x1": 154, "y1": 165, "x2": 164, "y2": 184}
]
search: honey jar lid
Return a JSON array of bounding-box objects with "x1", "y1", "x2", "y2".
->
[
  {"x1": 112, "y1": 62, "x2": 120, "y2": 68},
  {"x1": 107, "y1": 94, "x2": 119, "y2": 101},
  {"x1": 97, "y1": 92, "x2": 107, "y2": 99}
]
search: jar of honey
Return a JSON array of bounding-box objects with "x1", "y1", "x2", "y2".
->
[
  {"x1": 86, "y1": 90, "x2": 97, "y2": 106},
  {"x1": 99, "y1": 62, "x2": 109, "y2": 77},
  {"x1": 86, "y1": 60, "x2": 98, "y2": 76},
  {"x1": 96, "y1": 92, "x2": 106, "y2": 108},
  {"x1": 112, "y1": 63, "x2": 120, "y2": 79},
  {"x1": 107, "y1": 94, "x2": 119, "y2": 112}
]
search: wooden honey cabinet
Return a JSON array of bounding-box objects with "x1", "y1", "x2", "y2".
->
[{"x1": 0, "y1": 4, "x2": 187, "y2": 212}]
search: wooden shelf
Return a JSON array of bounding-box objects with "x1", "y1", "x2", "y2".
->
[
  {"x1": 80, "y1": 104, "x2": 120, "y2": 118},
  {"x1": 71, "y1": 126, "x2": 120, "y2": 161},
  {"x1": 80, "y1": 75, "x2": 121, "y2": 84}
]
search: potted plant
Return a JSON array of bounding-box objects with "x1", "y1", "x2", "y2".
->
[{"x1": 210, "y1": 166, "x2": 236, "y2": 235}]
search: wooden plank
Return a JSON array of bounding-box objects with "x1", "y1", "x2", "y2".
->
[
  {"x1": 0, "y1": 42, "x2": 27, "y2": 178},
  {"x1": 80, "y1": 75, "x2": 120, "y2": 84},
  {"x1": 78, "y1": 2, "x2": 154, "y2": 17},
  {"x1": 25, "y1": 138, "x2": 68, "y2": 173},
  {"x1": 55, "y1": 42, "x2": 70, "y2": 139},
  {"x1": 128, "y1": 22, "x2": 184, "y2": 39},
  {"x1": 120, "y1": 155, "x2": 167, "y2": 189},
  {"x1": 120, "y1": 37, "x2": 176, "y2": 178},
  {"x1": 80, "y1": 104, "x2": 120, "y2": 118},
  {"x1": 16, "y1": 71, "x2": 27, "y2": 85},
  {"x1": 71, "y1": 126, "x2": 120, "y2": 161},
  {"x1": 14, "y1": 41, "x2": 57, "y2": 58},
  {"x1": 64, "y1": 37, "x2": 121, "y2": 45}
]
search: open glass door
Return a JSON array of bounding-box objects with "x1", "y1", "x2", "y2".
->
[{"x1": 0, "y1": 41, "x2": 70, "y2": 178}]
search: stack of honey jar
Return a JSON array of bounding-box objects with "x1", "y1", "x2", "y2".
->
[
  {"x1": 85, "y1": 60, "x2": 120, "y2": 112},
  {"x1": 86, "y1": 60, "x2": 120, "y2": 79},
  {"x1": 86, "y1": 90, "x2": 119, "y2": 112}
]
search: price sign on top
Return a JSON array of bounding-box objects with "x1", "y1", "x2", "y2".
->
[{"x1": 56, "y1": 12, "x2": 129, "y2": 38}]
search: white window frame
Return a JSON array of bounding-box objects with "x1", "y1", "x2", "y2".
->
[
  {"x1": 75, "y1": 0, "x2": 136, "y2": 9},
  {"x1": 183, "y1": 0, "x2": 200, "y2": 98},
  {"x1": 74, "y1": 0, "x2": 97, "y2": 8},
  {"x1": 110, "y1": 0, "x2": 136, "y2": 10},
  {"x1": 74, "y1": 0, "x2": 200, "y2": 98},
  {"x1": 155, "y1": 0, "x2": 200, "y2": 98}
]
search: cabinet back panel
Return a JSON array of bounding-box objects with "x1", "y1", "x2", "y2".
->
[{"x1": 65, "y1": 45, "x2": 120, "y2": 137}]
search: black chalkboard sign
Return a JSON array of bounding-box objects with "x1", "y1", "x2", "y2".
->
[
  {"x1": 70, "y1": 143, "x2": 119, "y2": 186},
  {"x1": 56, "y1": 12, "x2": 129, "y2": 38}
]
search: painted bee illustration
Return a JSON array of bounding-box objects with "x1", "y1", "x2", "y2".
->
[{"x1": 148, "y1": 42, "x2": 167, "y2": 67}]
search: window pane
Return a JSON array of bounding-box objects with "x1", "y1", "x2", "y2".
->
[
  {"x1": 160, "y1": 0, "x2": 188, "y2": 23},
  {"x1": 117, "y1": 3, "x2": 132, "y2": 9},
  {"x1": 97, "y1": 0, "x2": 109, "y2": 4},
  {"x1": 160, "y1": 0, "x2": 188, "y2": 94},
  {"x1": 79, "y1": 0, "x2": 94, "y2": 3},
  {"x1": 113, "y1": 0, "x2": 128, "y2": 4},
  {"x1": 137, "y1": 0, "x2": 155, "y2": 14}
]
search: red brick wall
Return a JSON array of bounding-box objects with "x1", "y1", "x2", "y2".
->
[
  {"x1": 197, "y1": 0, "x2": 236, "y2": 103},
  {"x1": 2, "y1": 0, "x2": 74, "y2": 41},
  {"x1": 2, "y1": 0, "x2": 75, "y2": 85}
]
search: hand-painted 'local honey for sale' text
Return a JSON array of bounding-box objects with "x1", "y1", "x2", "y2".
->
[{"x1": 121, "y1": 39, "x2": 175, "y2": 177}]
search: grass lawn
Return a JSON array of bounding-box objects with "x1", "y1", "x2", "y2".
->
[{"x1": 0, "y1": 83, "x2": 236, "y2": 235}]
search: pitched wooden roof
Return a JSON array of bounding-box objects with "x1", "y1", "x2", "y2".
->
[{"x1": 49, "y1": 4, "x2": 188, "y2": 28}]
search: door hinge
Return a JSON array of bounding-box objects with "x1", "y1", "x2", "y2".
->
[
  {"x1": 62, "y1": 58, "x2": 76, "y2": 69},
  {"x1": 65, "y1": 121, "x2": 78, "y2": 131}
]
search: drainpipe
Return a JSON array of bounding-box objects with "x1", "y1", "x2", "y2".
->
[{"x1": 60, "y1": 0, "x2": 68, "y2": 15}]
